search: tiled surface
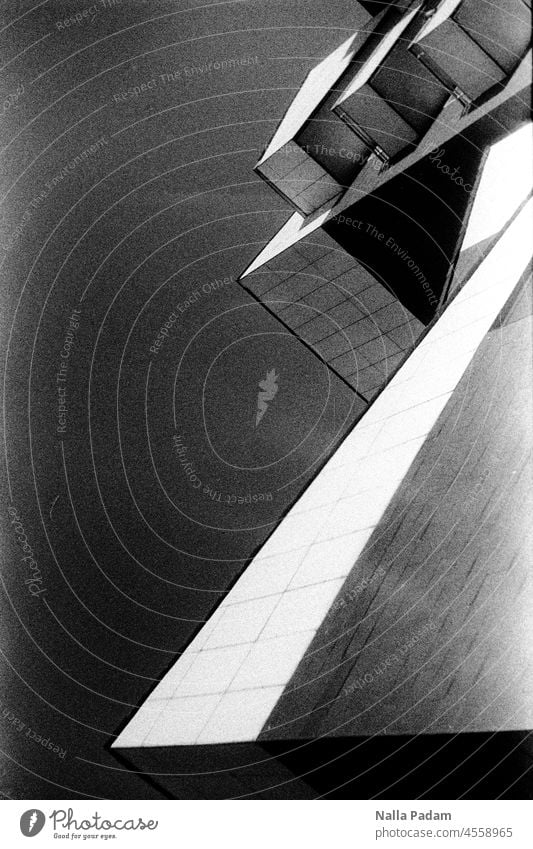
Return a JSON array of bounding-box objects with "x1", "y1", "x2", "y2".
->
[
  {"x1": 242, "y1": 42, "x2": 530, "y2": 285},
  {"x1": 144, "y1": 696, "x2": 221, "y2": 747},
  {"x1": 114, "y1": 702, "x2": 166, "y2": 749},
  {"x1": 229, "y1": 631, "x2": 315, "y2": 691},
  {"x1": 148, "y1": 652, "x2": 197, "y2": 700},
  {"x1": 263, "y1": 278, "x2": 533, "y2": 740},
  {"x1": 203, "y1": 595, "x2": 281, "y2": 649},
  {"x1": 241, "y1": 231, "x2": 425, "y2": 401},
  {"x1": 197, "y1": 687, "x2": 285, "y2": 744},
  {"x1": 297, "y1": 99, "x2": 372, "y2": 184},
  {"x1": 258, "y1": 143, "x2": 344, "y2": 215},
  {"x1": 260, "y1": 580, "x2": 345, "y2": 640},
  {"x1": 177, "y1": 644, "x2": 251, "y2": 696},
  {"x1": 254, "y1": 24, "x2": 373, "y2": 215},
  {"x1": 113, "y1": 199, "x2": 532, "y2": 752},
  {"x1": 225, "y1": 548, "x2": 306, "y2": 604},
  {"x1": 335, "y1": 2, "x2": 423, "y2": 104},
  {"x1": 288, "y1": 531, "x2": 372, "y2": 588},
  {"x1": 254, "y1": 5, "x2": 445, "y2": 212},
  {"x1": 256, "y1": 31, "x2": 369, "y2": 167},
  {"x1": 261, "y1": 260, "x2": 533, "y2": 739}
]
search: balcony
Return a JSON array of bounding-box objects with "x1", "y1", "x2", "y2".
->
[{"x1": 409, "y1": 0, "x2": 531, "y2": 106}]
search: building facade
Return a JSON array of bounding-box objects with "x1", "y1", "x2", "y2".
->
[{"x1": 112, "y1": 0, "x2": 533, "y2": 798}]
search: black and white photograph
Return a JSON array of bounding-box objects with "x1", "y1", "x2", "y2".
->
[{"x1": 0, "y1": 0, "x2": 532, "y2": 841}]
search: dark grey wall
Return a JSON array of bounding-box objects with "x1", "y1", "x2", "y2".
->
[
  {"x1": 0, "y1": 0, "x2": 368, "y2": 800},
  {"x1": 261, "y1": 276, "x2": 533, "y2": 742}
]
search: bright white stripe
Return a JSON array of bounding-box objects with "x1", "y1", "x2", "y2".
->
[
  {"x1": 334, "y1": 4, "x2": 423, "y2": 105},
  {"x1": 113, "y1": 199, "x2": 532, "y2": 749},
  {"x1": 409, "y1": 0, "x2": 462, "y2": 46},
  {"x1": 240, "y1": 206, "x2": 331, "y2": 278},
  {"x1": 257, "y1": 35, "x2": 361, "y2": 166},
  {"x1": 461, "y1": 122, "x2": 533, "y2": 250},
  {"x1": 241, "y1": 56, "x2": 531, "y2": 279}
]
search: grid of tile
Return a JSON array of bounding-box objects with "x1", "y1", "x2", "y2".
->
[
  {"x1": 254, "y1": 28, "x2": 371, "y2": 216},
  {"x1": 262, "y1": 275, "x2": 533, "y2": 740},
  {"x1": 332, "y1": 2, "x2": 431, "y2": 162},
  {"x1": 241, "y1": 235, "x2": 425, "y2": 400},
  {"x1": 241, "y1": 53, "x2": 531, "y2": 285},
  {"x1": 257, "y1": 143, "x2": 345, "y2": 215},
  {"x1": 296, "y1": 96, "x2": 374, "y2": 184},
  {"x1": 256, "y1": 3, "x2": 472, "y2": 214},
  {"x1": 112, "y1": 198, "x2": 532, "y2": 752},
  {"x1": 255, "y1": 31, "x2": 368, "y2": 170}
]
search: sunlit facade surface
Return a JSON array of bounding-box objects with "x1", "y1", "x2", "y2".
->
[{"x1": 112, "y1": 0, "x2": 532, "y2": 798}]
